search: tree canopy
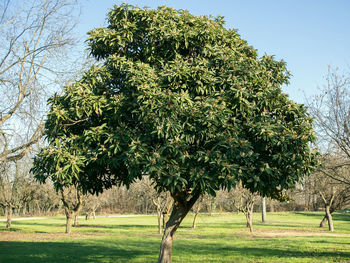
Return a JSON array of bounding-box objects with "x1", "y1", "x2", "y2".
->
[{"x1": 31, "y1": 4, "x2": 317, "y2": 262}]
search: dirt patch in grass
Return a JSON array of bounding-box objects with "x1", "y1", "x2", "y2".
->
[
  {"x1": 0, "y1": 231, "x2": 105, "y2": 242},
  {"x1": 247, "y1": 229, "x2": 350, "y2": 238},
  {"x1": 73, "y1": 224, "x2": 107, "y2": 228}
]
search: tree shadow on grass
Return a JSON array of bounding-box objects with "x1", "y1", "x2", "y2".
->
[
  {"x1": 1, "y1": 237, "x2": 350, "y2": 263},
  {"x1": 0, "y1": 240, "x2": 158, "y2": 263},
  {"x1": 8, "y1": 221, "x2": 157, "y2": 229},
  {"x1": 309, "y1": 240, "x2": 350, "y2": 245},
  {"x1": 174, "y1": 240, "x2": 350, "y2": 261},
  {"x1": 8, "y1": 221, "x2": 64, "y2": 227}
]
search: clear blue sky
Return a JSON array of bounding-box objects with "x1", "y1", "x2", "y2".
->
[{"x1": 78, "y1": 0, "x2": 350, "y2": 104}]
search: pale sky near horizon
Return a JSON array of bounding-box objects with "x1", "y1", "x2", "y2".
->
[{"x1": 77, "y1": 0, "x2": 350, "y2": 104}]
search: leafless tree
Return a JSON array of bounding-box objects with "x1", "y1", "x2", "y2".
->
[
  {"x1": 0, "y1": 0, "x2": 84, "y2": 164},
  {"x1": 153, "y1": 193, "x2": 173, "y2": 234},
  {"x1": 131, "y1": 176, "x2": 174, "y2": 234},
  {"x1": 32, "y1": 180, "x2": 61, "y2": 215},
  {"x1": 0, "y1": 159, "x2": 37, "y2": 229},
  {"x1": 316, "y1": 155, "x2": 350, "y2": 231},
  {"x1": 308, "y1": 67, "x2": 350, "y2": 186},
  {"x1": 315, "y1": 170, "x2": 337, "y2": 232},
  {"x1": 308, "y1": 67, "x2": 350, "y2": 231},
  {"x1": 231, "y1": 183, "x2": 259, "y2": 233},
  {"x1": 202, "y1": 194, "x2": 217, "y2": 216},
  {"x1": 84, "y1": 194, "x2": 104, "y2": 220}
]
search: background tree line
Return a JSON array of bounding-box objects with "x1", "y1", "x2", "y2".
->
[{"x1": 1, "y1": 166, "x2": 349, "y2": 217}]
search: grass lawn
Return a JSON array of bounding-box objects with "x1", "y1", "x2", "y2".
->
[{"x1": 0, "y1": 212, "x2": 349, "y2": 262}]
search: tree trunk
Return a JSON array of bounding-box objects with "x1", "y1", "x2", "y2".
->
[
  {"x1": 6, "y1": 207, "x2": 12, "y2": 229},
  {"x1": 192, "y1": 201, "x2": 201, "y2": 230},
  {"x1": 261, "y1": 197, "x2": 266, "y2": 223},
  {"x1": 66, "y1": 215, "x2": 73, "y2": 234},
  {"x1": 325, "y1": 205, "x2": 334, "y2": 232},
  {"x1": 158, "y1": 199, "x2": 196, "y2": 263},
  {"x1": 152, "y1": 198, "x2": 163, "y2": 234},
  {"x1": 246, "y1": 211, "x2": 253, "y2": 233},
  {"x1": 320, "y1": 207, "x2": 335, "y2": 227},
  {"x1": 92, "y1": 211, "x2": 96, "y2": 219},
  {"x1": 320, "y1": 214, "x2": 327, "y2": 227},
  {"x1": 192, "y1": 211, "x2": 199, "y2": 230},
  {"x1": 74, "y1": 214, "x2": 79, "y2": 227},
  {"x1": 157, "y1": 210, "x2": 162, "y2": 234},
  {"x1": 162, "y1": 212, "x2": 167, "y2": 230}
]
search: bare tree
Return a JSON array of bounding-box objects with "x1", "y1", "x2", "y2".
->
[
  {"x1": 308, "y1": 67, "x2": 350, "y2": 231},
  {"x1": 0, "y1": 159, "x2": 37, "y2": 229},
  {"x1": 319, "y1": 186, "x2": 350, "y2": 227},
  {"x1": 316, "y1": 155, "x2": 350, "y2": 231},
  {"x1": 0, "y1": 0, "x2": 84, "y2": 164},
  {"x1": 32, "y1": 180, "x2": 61, "y2": 215},
  {"x1": 231, "y1": 183, "x2": 259, "y2": 233},
  {"x1": 152, "y1": 193, "x2": 173, "y2": 234},
  {"x1": 84, "y1": 194, "x2": 105, "y2": 220},
  {"x1": 317, "y1": 178, "x2": 336, "y2": 232},
  {"x1": 131, "y1": 176, "x2": 174, "y2": 234},
  {"x1": 308, "y1": 67, "x2": 350, "y2": 186}
]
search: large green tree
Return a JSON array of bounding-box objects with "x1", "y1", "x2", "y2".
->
[{"x1": 32, "y1": 4, "x2": 317, "y2": 262}]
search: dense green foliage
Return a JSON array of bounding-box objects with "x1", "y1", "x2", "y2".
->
[
  {"x1": 32, "y1": 4, "x2": 316, "y2": 199},
  {"x1": 1, "y1": 212, "x2": 350, "y2": 262}
]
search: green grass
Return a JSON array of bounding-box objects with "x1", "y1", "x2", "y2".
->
[{"x1": 1, "y1": 212, "x2": 350, "y2": 262}]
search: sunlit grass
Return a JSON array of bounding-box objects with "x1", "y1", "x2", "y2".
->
[{"x1": 0, "y1": 212, "x2": 349, "y2": 262}]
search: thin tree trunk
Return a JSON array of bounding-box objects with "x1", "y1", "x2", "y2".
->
[
  {"x1": 192, "y1": 197, "x2": 202, "y2": 230},
  {"x1": 246, "y1": 211, "x2": 253, "y2": 233},
  {"x1": 152, "y1": 198, "x2": 163, "y2": 234},
  {"x1": 248, "y1": 217, "x2": 253, "y2": 233},
  {"x1": 325, "y1": 205, "x2": 334, "y2": 232},
  {"x1": 6, "y1": 207, "x2": 12, "y2": 229},
  {"x1": 162, "y1": 212, "x2": 166, "y2": 230},
  {"x1": 320, "y1": 207, "x2": 335, "y2": 227},
  {"x1": 66, "y1": 215, "x2": 73, "y2": 234},
  {"x1": 157, "y1": 210, "x2": 162, "y2": 234},
  {"x1": 245, "y1": 204, "x2": 254, "y2": 233},
  {"x1": 261, "y1": 197, "x2": 266, "y2": 223},
  {"x1": 192, "y1": 210, "x2": 199, "y2": 230},
  {"x1": 73, "y1": 202, "x2": 83, "y2": 227},
  {"x1": 74, "y1": 214, "x2": 79, "y2": 227},
  {"x1": 320, "y1": 214, "x2": 327, "y2": 227},
  {"x1": 319, "y1": 191, "x2": 335, "y2": 232}
]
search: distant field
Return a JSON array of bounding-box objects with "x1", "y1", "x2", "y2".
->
[{"x1": 0, "y1": 212, "x2": 350, "y2": 262}]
